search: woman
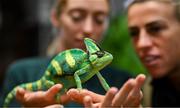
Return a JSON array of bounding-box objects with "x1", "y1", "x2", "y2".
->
[{"x1": 127, "y1": 0, "x2": 180, "y2": 106}]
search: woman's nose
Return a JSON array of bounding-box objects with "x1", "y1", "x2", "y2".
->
[
  {"x1": 82, "y1": 17, "x2": 94, "y2": 36},
  {"x1": 137, "y1": 31, "x2": 153, "y2": 51}
]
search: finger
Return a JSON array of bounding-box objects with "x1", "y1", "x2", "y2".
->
[
  {"x1": 67, "y1": 88, "x2": 80, "y2": 98},
  {"x1": 67, "y1": 88, "x2": 104, "y2": 103},
  {"x1": 112, "y1": 79, "x2": 135, "y2": 107},
  {"x1": 23, "y1": 91, "x2": 46, "y2": 107},
  {"x1": 135, "y1": 74, "x2": 146, "y2": 90},
  {"x1": 46, "y1": 84, "x2": 62, "y2": 98},
  {"x1": 81, "y1": 89, "x2": 104, "y2": 103},
  {"x1": 46, "y1": 84, "x2": 71, "y2": 104},
  {"x1": 16, "y1": 86, "x2": 63, "y2": 107},
  {"x1": 123, "y1": 89, "x2": 143, "y2": 107},
  {"x1": 83, "y1": 96, "x2": 94, "y2": 108},
  {"x1": 40, "y1": 84, "x2": 61, "y2": 104},
  {"x1": 67, "y1": 88, "x2": 83, "y2": 103},
  {"x1": 123, "y1": 74, "x2": 145, "y2": 107},
  {"x1": 16, "y1": 88, "x2": 44, "y2": 106},
  {"x1": 16, "y1": 87, "x2": 26, "y2": 103},
  {"x1": 44, "y1": 104, "x2": 64, "y2": 108},
  {"x1": 60, "y1": 91, "x2": 71, "y2": 104},
  {"x1": 101, "y1": 87, "x2": 118, "y2": 107}
]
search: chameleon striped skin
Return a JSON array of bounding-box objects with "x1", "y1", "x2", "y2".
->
[{"x1": 3, "y1": 38, "x2": 113, "y2": 107}]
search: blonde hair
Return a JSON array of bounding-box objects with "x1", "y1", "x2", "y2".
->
[
  {"x1": 53, "y1": 0, "x2": 67, "y2": 18},
  {"x1": 127, "y1": 0, "x2": 180, "y2": 21}
]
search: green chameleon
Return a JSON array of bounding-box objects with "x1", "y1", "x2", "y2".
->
[{"x1": 3, "y1": 38, "x2": 113, "y2": 107}]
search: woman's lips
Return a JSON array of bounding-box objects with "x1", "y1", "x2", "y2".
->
[{"x1": 141, "y1": 55, "x2": 161, "y2": 67}]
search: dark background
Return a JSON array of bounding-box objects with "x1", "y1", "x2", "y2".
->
[
  {"x1": 0, "y1": 0, "x2": 53, "y2": 87},
  {"x1": 0, "y1": 0, "x2": 38, "y2": 87}
]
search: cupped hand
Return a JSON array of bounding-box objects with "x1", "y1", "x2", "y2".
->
[
  {"x1": 67, "y1": 74, "x2": 146, "y2": 108},
  {"x1": 16, "y1": 84, "x2": 70, "y2": 107}
]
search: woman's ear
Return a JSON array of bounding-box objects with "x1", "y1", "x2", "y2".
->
[{"x1": 50, "y1": 9, "x2": 61, "y2": 28}]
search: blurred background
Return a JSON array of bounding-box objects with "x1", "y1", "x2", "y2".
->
[{"x1": 0, "y1": 0, "x2": 146, "y2": 89}]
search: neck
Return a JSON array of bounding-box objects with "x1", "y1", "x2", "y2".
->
[
  {"x1": 46, "y1": 35, "x2": 67, "y2": 56},
  {"x1": 168, "y1": 67, "x2": 180, "y2": 91},
  {"x1": 55, "y1": 36, "x2": 67, "y2": 53}
]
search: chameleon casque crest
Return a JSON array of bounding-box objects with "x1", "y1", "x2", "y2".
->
[{"x1": 3, "y1": 38, "x2": 113, "y2": 107}]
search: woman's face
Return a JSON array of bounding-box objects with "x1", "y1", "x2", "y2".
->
[
  {"x1": 128, "y1": 1, "x2": 180, "y2": 78},
  {"x1": 55, "y1": 0, "x2": 109, "y2": 50}
]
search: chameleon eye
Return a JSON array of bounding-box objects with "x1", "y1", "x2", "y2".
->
[{"x1": 96, "y1": 51, "x2": 104, "y2": 58}]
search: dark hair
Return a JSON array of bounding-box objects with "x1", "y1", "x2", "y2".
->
[{"x1": 127, "y1": 0, "x2": 180, "y2": 21}]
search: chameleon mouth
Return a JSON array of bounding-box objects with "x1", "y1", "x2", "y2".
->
[
  {"x1": 104, "y1": 52, "x2": 113, "y2": 60},
  {"x1": 100, "y1": 54, "x2": 113, "y2": 64}
]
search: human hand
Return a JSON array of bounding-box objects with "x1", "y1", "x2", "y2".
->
[
  {"x1": 16, "y1": 84, "x2": 70, "y2": 107},
  {"x1": 67, "y1": 74, "x2": 146, "y2": 108}
]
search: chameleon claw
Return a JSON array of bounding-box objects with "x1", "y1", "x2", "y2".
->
[{"x1": 55, "y1": 93, "x2": 61, "y2": 104}]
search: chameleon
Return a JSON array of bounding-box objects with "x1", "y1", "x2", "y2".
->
[{"x1": 3, "y1": 38, "x2": 113, "y2": 107}]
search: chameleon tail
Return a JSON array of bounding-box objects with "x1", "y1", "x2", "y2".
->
[
  {"x1": 3, "y1": 87, "x2": 18, "y2": 108},
  {"x1": 3, "y1": 79, "x2": 45, "y2": 108}
]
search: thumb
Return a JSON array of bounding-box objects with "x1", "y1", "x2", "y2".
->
[
  {"x1": 16, "y1": 87, "x2": 26, "y2": 102},
  {"x1": 46, "y1": 84, "x2": 62, "y2": 98},
  {"x1": 46, "y1": 84, "x2": 70, "y2": 104}
]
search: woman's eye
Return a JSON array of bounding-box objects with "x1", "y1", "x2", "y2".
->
[
  {"x1": 146, "y1": 22, "x2": 166, "y2": 35},
  {"x1": 94, "y1": 15, "x2": 107, "y2": 25},
  {"x1": 147, "y1": 26, "x2": 163, "y2": 34},
  {"x1": 70, "y1": 12, "x2": 84, "y2": 22},
  {"x1": 129, "y1": 28, "x2": 139, "y2": 38}
]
